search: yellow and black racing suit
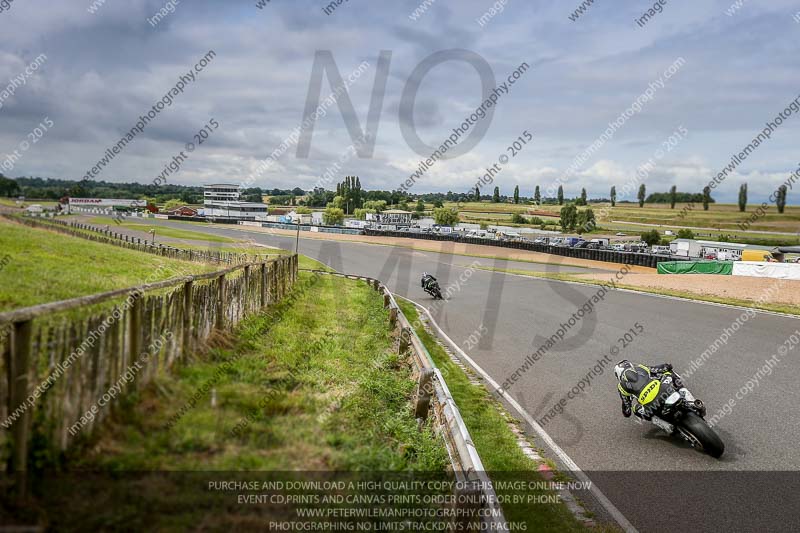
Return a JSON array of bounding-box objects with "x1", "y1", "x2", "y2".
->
[{"x1": 617, "y1": 363, "x2": 683, "y2": 420}]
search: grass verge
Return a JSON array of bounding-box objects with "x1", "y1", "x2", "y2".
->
[
  {"x1": 396, "y1": 299, "x2": 592, "y2": 532},
  {"x1": 0, "y1": 218, "x2": 215, "y2": 310},
  {"x1": 87, "y1": 217, "x2": 237, "y2": 243},
  {"x1": 27, "y1": 273, "x2": 448, "y2": 529}
]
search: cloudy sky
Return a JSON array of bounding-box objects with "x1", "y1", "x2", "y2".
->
[{"x1": 1, "y1": 0, "x2": 799, "y2": 203}]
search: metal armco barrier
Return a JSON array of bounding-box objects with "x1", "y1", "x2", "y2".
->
[
  {"x1": 364, "y1": 229, "x2": 686, "y2": 269},
  {"x1": 305, "y1": 270, "x2": 508, "y2": 532}
]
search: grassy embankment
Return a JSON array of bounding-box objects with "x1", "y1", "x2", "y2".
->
[
  {"x1": 82, "y1": 216, "x2": 331, "y2": 271},
  {"x1": 38, "y1": 274, "x2": 448, "y2": 529},
  {"x1": 86, "y1": 216, "x2": 237, "y2": 243},
  {"x1": 396, "y1": 300, "x2": 595, "y2": 532},
  {"x1": 0, "y1": 218, "x2": 216, "y2": 311}
]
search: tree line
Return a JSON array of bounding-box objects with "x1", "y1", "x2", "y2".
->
[
  {"x1": 3, "y1": 174, "x2": 790, "y2": 216},
  {"x1": 0, "y1": 175, "x2": 305, "y2": 205}
]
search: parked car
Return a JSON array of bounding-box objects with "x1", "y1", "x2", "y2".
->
[
  {"x1": 651, "y1": 245, "x2": 671, "y2": 255},
  {"x1": 574, "y1": 240, "x2": 590, "y2": 248},
  {"x1": 615, "y1": 232, "x2": 626, "y2": 236},
  {"x1": 613, "y1": 243, "x2": 626, "y2": 251}
]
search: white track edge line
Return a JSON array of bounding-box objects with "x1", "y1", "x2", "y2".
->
[{"x1": 406, "y1": 297, "x2": 639, "y2": 533}]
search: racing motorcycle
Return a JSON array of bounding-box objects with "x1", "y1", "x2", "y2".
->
[
  {"x1": 423, "y1": 280, "x2": 443, "y2": 300},
  {"x1": 640, "y1": 374, "x2": 725, "y2": 458}
]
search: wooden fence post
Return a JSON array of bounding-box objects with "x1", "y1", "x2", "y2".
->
[
  {"x1": 389, "y1": 307, "x2": 398, "y2": 330},
  {"x1": 260, "y1": 263, "x2": 267, "y2": 308},
  {"x1": 414, "y1": 368, "x2": 434, "y2": 420},
  {"x1": 9, "y1": 320, "x2": 32, "y2": 488},
  {"x1": 243, "y1": 265, "x2": 251, "y2": 305},
  {"x1": 128, "y1": 294, "x2": 141, "y2": 363},
  {"x1": 216, "y1": 274, "x2": 226, "y2": 330},
  {"x1": 182, "y1": 279, "x2": 193, "y2": 355},
  {"x1": 383, "y1": 293, "x2": 390, "y2": 308}
]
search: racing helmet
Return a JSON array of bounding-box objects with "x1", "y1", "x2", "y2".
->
[
  {"x1": 614, "y1": 360, "x2": 634, "y2": 381},
  {"x1": 422, "y1": 272, "x2": 429, "y2": 278}
]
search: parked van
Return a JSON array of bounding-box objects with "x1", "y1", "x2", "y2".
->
[{"x1": 741, "y1": 250, "x2": 775, "y2": 262}]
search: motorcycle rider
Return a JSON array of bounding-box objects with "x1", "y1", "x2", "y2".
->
[
  {"x1": 421, "y1": 272, "x2": 438, "y2": 294},
  {"x1": 614, "y1": 360, "x2": 693, "y2": 433}
]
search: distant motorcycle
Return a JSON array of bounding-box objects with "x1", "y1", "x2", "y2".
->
[
  {"x1": 423, "y1": 280, "x2": 443, "y2": 300},
  {"x1": 643, "y1": 375, "x2": 725, "y2": 458}
]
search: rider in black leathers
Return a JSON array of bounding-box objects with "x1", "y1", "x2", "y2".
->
[
  {"x1": 614, "y1": 360, "x2": 690, "y2": 431},
  {"x1": 421, "y1": 272, "x2": 437, "y2": 294}
]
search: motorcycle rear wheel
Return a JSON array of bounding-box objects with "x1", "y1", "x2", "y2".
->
[{"x1": 677, "y1": 412, "x2": 725, "y2": 458}]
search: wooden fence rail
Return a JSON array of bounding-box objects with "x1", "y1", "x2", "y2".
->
[
  {"x1": 0, "y1": 254, "x2": 298, "y2": 477},
  {"x1": 2, "y1": 214, "x2": 255, "y2": 264}
]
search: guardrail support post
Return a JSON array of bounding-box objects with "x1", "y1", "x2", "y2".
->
[
  {"x1": 450, "y1": 481, "x2": 482, "y2": 533},
  {"x1": 398, "y1": 327, "x2": 411, "y2": 354},
  {"x1": 414, "y1": 368, "x2": 434, "y2": 420},
  {"x1": 383, "y1": 293, "x2": 390, "y2": 309},
  {"x1": 9, "y1": 319, "x2": 32, "y2": 493},
  {"x1": 389, "y1": 307, "x2": 398, "y2": 330}
]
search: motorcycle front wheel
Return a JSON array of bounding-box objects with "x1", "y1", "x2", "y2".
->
[{"x1": 677, "y1": 412, "x2": 725, "y2": 458}]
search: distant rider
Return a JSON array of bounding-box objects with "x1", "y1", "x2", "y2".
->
[
  {"x1": 614, "y1": 360, "x2": 693, "y2": 433},
  {"x1": 421, "y1": 272, "x2": 437, "y2": 293}
]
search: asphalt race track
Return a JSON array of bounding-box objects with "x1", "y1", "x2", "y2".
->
[{"x1": 115, "y1": 219, "x2": 800, "y2": 531}]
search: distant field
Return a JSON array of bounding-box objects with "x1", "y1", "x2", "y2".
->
[
  {"x1": 0, "y1": 198, "x2": 60, "y2": 208},
  {"x1": 0, "y1": 219, "x2": 215, "y2": 310},
  {"x1": 597, "y1": 202, "x2": 800, "y2": 232},
  {"x1": 438, "y1": 201, "x2": 799, "y2": 242}
]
